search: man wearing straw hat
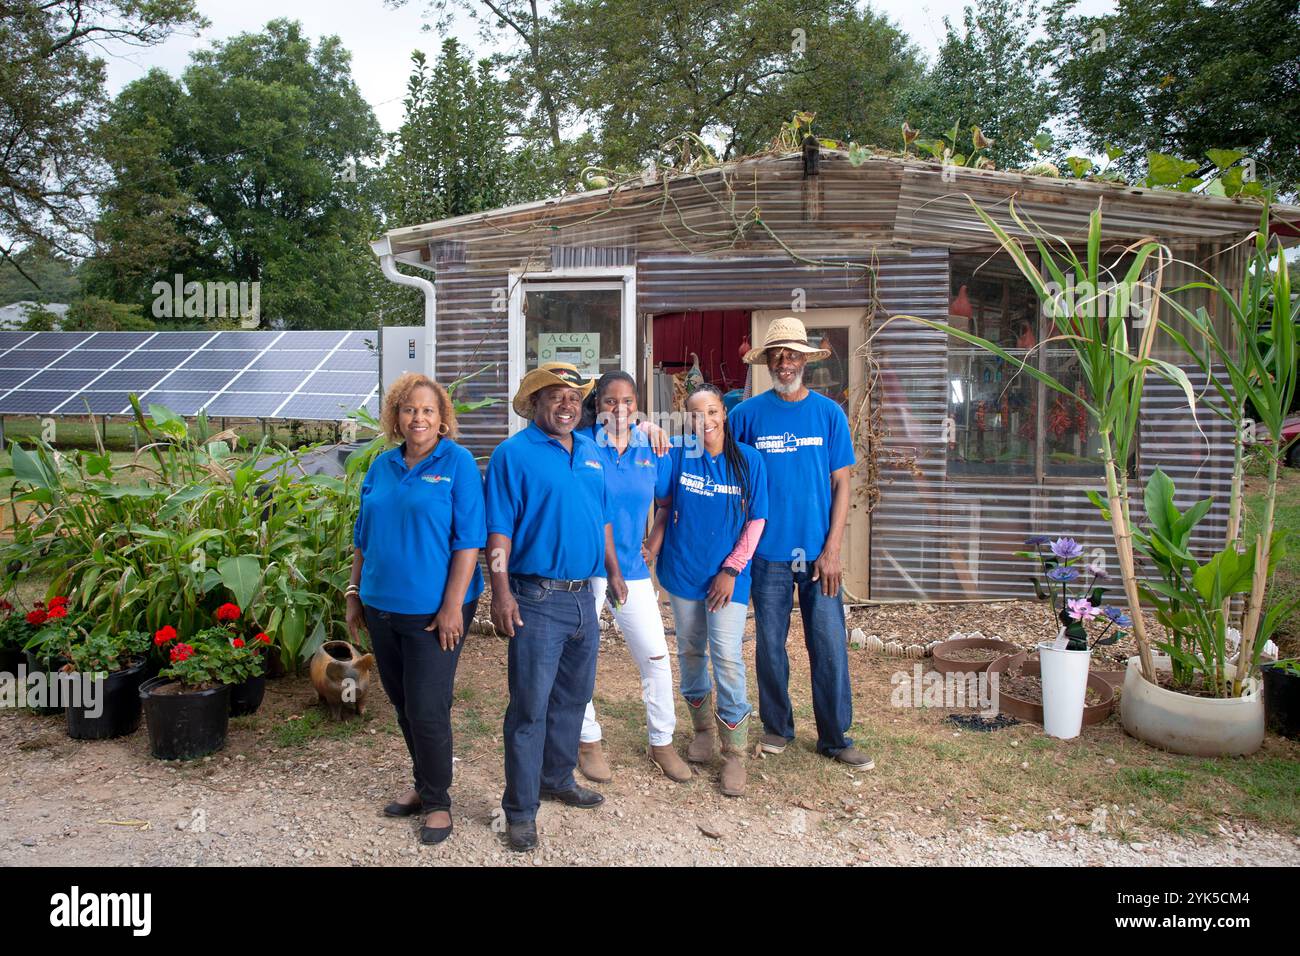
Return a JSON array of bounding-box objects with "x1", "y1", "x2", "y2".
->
[
  {"x1": 484, "y1": 362, "x2": 629, "y2": 852},
  {"x1": 729, "y1": 317, "x2": 873, "y2": 769}
]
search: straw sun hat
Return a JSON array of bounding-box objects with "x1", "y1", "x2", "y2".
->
[
  {"x1": 512, "y1": 361, "x2": 594, "y2": 418},
  {"x1": 741, "y1": 316, "x2": 832, "y2": 364}
]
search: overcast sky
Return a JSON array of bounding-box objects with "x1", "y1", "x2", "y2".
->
[{"x1": 98, "y1": 0, "x2": 1117, "y2": 132}]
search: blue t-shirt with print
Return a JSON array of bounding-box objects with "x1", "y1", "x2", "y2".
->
[
  {"x1": 581, "y1": 423, "x2": 661, "y2": 581},
  {"x1": 654, "y1": 441, "x2": 768, "y2": 605},
  {"x1": 352, "y1": 439, "x2": 487, "y2": 615},
  {"x1": 728, "y1": 389, "x2": 855, "y2": 563}
]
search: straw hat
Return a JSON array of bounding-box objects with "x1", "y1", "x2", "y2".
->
[
  {"x1": 512, "y1": 361, "x2": 594, "y2": 418},
  {"x1": 742, "y1": 316, "x2": 832, "y2": 364}
]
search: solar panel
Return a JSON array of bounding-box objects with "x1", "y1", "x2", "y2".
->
[
  {"x1": 8, "y1": 350, "x2": 69, "y2": 368},
  {"x1": 227, "y1": 370, "x2": 309, "y2": 392},
  {"x1": 277, "y1": 394, "x2": 370, "y2": 420},
  {"x1": 178, "y1": 350, "x2": 259, "y2": 370},
  {"x1": 247, "y1": 350, "x2": 320, "y2": 370},
  {"x1": 116, "y1": 350, "x2": 192, "y2": 370},
  {"x1": 0, "y1": 329, "x2": 381, "y2": 421},
  {"x1": 204, "y1": 392, "x2": 287, "y2": 417},
  {"x1": 59, "y1": 392, "x2": 135, "y2": 415},
  {"x1": 319, "y1": 350, "x2": 374, "y2": 372},
  {"x1": 160, "y1": 369, "x2": 248, "y2": 391},
  {"x1": 91, "y1": 370, "x2": 170, "y2": 391},
  {"x1": 136, "y1": 391, "x2": 213, "y2": 415},
  {"x1": 23, "y1": 369, "x2": 99, "y2": 390},
  {"x1": 303, "y1": 370, "x2": 376, "y2": 394},
  {"x1": 0, "y1": 390, "x2": 71, "y2": 414}
]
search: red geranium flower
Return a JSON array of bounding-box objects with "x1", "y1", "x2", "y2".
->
[
  {"x1": 254, "y1": 632, "x2": 271, "y2": 644},
  {"x1": 49, "y1": 596, "x2": 68, "y2": 609},
  {"x1": 26, "y1": 609, "x2": 47, "y2": 626},
  {"x1": 232, "y1": 637, "x2": 245, "y2": 648},
  {"x1": 215, "y1": 603, "x2": 241, "y2": 623},
  {"x1": 0, "y1": 600, "x2": 13, "y2": 613},
  {"x1": 154, "y1": 625, "x2": 177, "y2": 646},
  {"x1": 170, "y1": 643, "x2": 194, "y2": 663},
  {"x1": 47, "y1": 605, "x2": 68, "y2": 620}
]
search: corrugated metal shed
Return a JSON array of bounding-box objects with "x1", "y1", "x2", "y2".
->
[{"x1": 376, "y1": 148, "x2": 1287, "y2": 602}]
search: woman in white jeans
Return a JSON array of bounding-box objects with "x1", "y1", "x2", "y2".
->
[{"x1": 577, "y1": 372, "x2": 692, "y2": 783}]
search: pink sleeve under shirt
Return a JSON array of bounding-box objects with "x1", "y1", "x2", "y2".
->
[{"x1": 722, "y1": 518, "x2": 766, "y2": 573}]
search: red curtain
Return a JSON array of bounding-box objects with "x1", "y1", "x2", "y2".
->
[{"x1": 652, "y1": 310, "x2": 750, "y2": 391}]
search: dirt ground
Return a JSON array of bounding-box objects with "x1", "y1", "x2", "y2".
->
[{"x1": 2, "y1": 600, "x2": 1298, "y2": 867}]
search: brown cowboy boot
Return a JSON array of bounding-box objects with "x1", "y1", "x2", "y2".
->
[
  {"x1": 685, "y1": 693, "x2": 715, "y2": 763},
  {"x1": 577, "y1": 740, "x2": 612, "y2": 783},
  {"x1": 648, "y1": 743, "x2": 692, "y2": 782},
  {"x1": 716, "y1": 713, "x2": 750, "y2": 797}
]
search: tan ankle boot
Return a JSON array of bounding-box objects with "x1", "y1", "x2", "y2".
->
[
  {"x1": 716, "y1": 713, "x2": 749, "y2": 797},
  {"x1": 578, "y1": 740, "x2": 612, "y2": 783},
  {"x1": 648, "y1": 744, "x2": 692, "y2": 782},
  {"x1": 685, "y1": 694, "x2": 715, "y2": 763}
]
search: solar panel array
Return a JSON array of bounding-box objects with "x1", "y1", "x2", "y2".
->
[{"x1": 0, "y1": 330, "x2": 380, "y2": 420}]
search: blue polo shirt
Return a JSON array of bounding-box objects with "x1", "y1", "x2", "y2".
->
[
  {"x1": 484, "y1": 422, "x2": 610, "y2": 580},
  {"x1": 581, "y1": 423, "x2": 661, "y2": 581},
  {"x1": 729, "y1": 389, "x2": 855, "y2": 562},
  {"x1": 653, "y1": 441, "x2": 768, "y2": 605},
  {"x1": 353, "y1": 439, "x2": 486, "y2": 614}
]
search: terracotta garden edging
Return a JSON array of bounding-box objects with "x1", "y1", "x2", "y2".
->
[{"x1": 930, "y1": 638, "x2": 1023, "y2": 675}]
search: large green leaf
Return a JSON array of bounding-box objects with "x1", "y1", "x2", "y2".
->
[{"x1": 218, "y1": 555, "x2": 262, "y2": 611}]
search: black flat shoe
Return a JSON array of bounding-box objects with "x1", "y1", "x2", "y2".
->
[
  {"x1": 540, "y1": 784, "x2": 605, "y2": 809},
  {"x1": 420, "y1": 819, "x2": 453, "y2": 845},
  {"x1": 383, "y1": 798, "x2": 421, "y2": 817},
  {"x1": 508, "y1": 820, "x2": 538, "y2": 852}
]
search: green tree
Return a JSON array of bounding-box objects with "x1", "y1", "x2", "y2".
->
[
  {"x1": 1046, "y1": 0, "x2": 1300, "y2": 190},
  {"x1": 85, "y1": 19, "x2": 383, "y2": 329},
  {"x1": 0, "y1": 243, "x2": 79, "y2": 306},
  {"x1": 902, "y1": 0, "x2": 1056, "y2": 169},
  {"x1": 63, "y1": 296, "x2": 156, "y2": 331},
  {"x1": 0, "y1": 0, "x2": 205, "y2": 285}
]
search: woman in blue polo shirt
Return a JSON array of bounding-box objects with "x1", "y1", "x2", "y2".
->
[
  {"x1": 574, "y1": 372, "x2": 690, "y2": 785},
  {"x1": 346, "y1": 372, "x2": 486, "y2": 846},
  {"x1": 646, "y1": 384, "x2": 767, "y2": 797}
]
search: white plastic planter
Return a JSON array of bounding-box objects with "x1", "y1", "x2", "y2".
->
[
  {"x1": 1038, "y1": 641, "x2": 1091, "y2": 739},
  {"x1": 1120, "y1": 655, "x2": 1264, "y2": 756}
]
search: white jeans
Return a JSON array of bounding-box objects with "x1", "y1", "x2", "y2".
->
[{"x1": 581, "y1": 576, "x2": 676, "y2": 747}]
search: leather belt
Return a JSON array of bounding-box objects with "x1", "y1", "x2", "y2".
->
[{"x1": 514, "y1": 574, "x2": 589, "y2": 592}]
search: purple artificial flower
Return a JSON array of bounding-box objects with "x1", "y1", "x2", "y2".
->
[
  {"x1": 1067, "y1": 598, "x2": 1102, "y2": 622},
  {"x1": 1103, "y1": 606, "x2": 1132, "y2": 627},
  {"x1": 1025, "y1": 535, "x2": 1050, "y2": 546},
  {"x1": 1087, "y1": 560, "x2": 1109, "y2": 580},
  {"x1": 1047, "y1": 565, "x2": 1079, "y2": 583},
  {"x1": 1051, "y1": 537, "x2": 1085, "y2": 561}
]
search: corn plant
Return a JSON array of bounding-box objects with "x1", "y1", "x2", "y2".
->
[{"x1": 1157, "y1": 205, "x2": 1298, "y2": 694}]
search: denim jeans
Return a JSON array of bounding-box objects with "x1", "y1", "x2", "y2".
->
[
  {"x1": 750, "y1": 555, "x2": 853, "y2": 755},
  {"x1": 501, "y1": 575, "x2": 600, "y2": 824},
  {"x1": 668, "y1": 593, "x2": 751, "y2": 726},
  {"x1": 364, "y1": 600, "x2": 475, "y2": 812}
]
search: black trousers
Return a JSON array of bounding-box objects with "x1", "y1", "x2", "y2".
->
[{"x1": 364, "y1": 600, "x2": 475, "y2": 812}]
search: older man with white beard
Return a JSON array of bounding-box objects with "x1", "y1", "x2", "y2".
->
[{"x1": 727, "y1": 317, "x2": 873, "y2": 769}]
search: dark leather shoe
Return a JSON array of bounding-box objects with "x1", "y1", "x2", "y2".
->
[
  {"x1": 540, "y1": 784, "x2": 605, "y2": 809},
  {"x1": 420, "y1": 820, "x2": 453, "y2": 845},
  {"x1": 508, "y1": 820, "x2": 538, "y2": 852},
  {"x1": 383, "y1": 797, "x2": 421, "y2": 817}
]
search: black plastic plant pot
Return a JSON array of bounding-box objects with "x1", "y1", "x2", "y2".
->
[
  {"x1": 139, "y1": 676, "x2": 230, "y2": 760},
  {"x1": 65, "y1": 660, "x2": 148, "y2": 740},
  {"x1": 1262, "y1": 663, "x2": 1300, "y2": 740},
  {"x1": 0, "y1": 646, "x2": 22, "y2": 676},
  {"x1": 228, "y1": 674, "x2": 266, "y2": 717},
  {"x1": 23, "y1": 650, "x2": 68, "y2": 716}
]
